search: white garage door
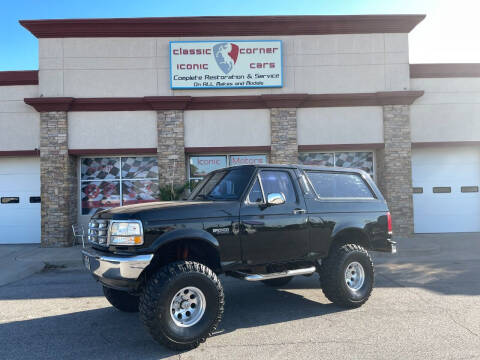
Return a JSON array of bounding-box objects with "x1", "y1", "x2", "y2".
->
[
  {"x1": 0, "y1": 157, "x2": 40, "y2": 243},
  {"x1": 412, "y1": 146, "x2": 480, "y2": 233}
]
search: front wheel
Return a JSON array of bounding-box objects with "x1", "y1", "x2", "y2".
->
[
  {"x1": 139, "y1": 261, "x2": 224, "y2": 350},
  {"x1": 103, "y1": 286, "x2": 139, "y2": 312},
  {"x1": 319, "y1": 244, "x2": 374, "y2": 308}
]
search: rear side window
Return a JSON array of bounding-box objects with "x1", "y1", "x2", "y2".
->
[{"x1": 306, "y1": 172, "x2": 374, "y2": 199}]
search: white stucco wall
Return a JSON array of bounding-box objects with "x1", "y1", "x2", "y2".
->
[
  {"x1": 0, "y1": 85, "x2": 39, "y2": 151},
  {"x1": 184, "y1": 109, "x2": 270, "y2": 147},
  {"x1": 68, "y1": 111, "x2": 157, "y2": 149},
  {"x1": 38, "y1": 33, "x2": 409, "y2": 97},
  {"x1": 297, "y1": 107, "x2": 384, "y2": 145},
  {"x1": 410, "y1": 78, "x2": 480, "y2": 142}
]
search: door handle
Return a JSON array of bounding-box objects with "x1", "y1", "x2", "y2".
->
[{"x1": 293, "y1": 208, "x2": 307, "y2": 215}]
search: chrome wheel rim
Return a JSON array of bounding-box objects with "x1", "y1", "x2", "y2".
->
[
  {"x1": 344, "y1": 262, "x2": 365, "y2": 291},
  {"x1": 170, "y1": 286, "x2": 206, "y2": 327}
]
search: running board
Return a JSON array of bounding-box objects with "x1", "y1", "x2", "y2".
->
[{"x1": 235, "y1": 266, "x2": 316, "y2": 282}]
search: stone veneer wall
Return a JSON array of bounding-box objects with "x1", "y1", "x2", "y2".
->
[
  {"x1": 377, "y1": 105, "x2": 414, "y2": 237},
  {"x1": 270, "y1": 108, "x2": 298, "y2": 164},
  {"x1": 157, "y1": 110, "x2": 186, "y2": 186},
  {"x1": 40, "y1": 111, "x2": 77, "y2": 247}
]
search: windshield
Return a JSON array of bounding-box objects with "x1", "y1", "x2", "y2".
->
[{"x1": 189, "y1": 168, "x2": 253, "y2": 201}]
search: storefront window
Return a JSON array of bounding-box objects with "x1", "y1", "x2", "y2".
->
[
  {"x1": 188, "y1": 154, "x2": 267, "y2": 188},
  {"x1": 298, "y1": 152, "x2": 334, "y2": 167},
  {"x1": 189, "y1": 156, "x2": 227, "y2": 178},
  {"x1": 298, "y1": 151, "x2": 374, "y2": 177},
  {"x1": 80, "y1": 156, "x2": 159, "y2": 216}
]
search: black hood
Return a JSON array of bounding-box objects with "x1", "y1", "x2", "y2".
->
[{"x1": 95, "y1": 200, "x2": 240, "y2": 223}]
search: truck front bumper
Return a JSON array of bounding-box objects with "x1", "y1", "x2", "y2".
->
[{"x1": 81, "y1": 247, "x2": 153, "y2": 291}]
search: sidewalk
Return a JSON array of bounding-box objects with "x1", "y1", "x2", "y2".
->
[{"x1": 0, "y1": 244, "x2": 84, "y2": 286}]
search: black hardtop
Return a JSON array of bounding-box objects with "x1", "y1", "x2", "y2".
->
[{"x1": 212, "y1": 164, "x2": 368, "y2": 176}]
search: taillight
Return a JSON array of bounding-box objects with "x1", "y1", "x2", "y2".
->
[{"x1": 387, "y1": 212, "x2": 393, "y2": 234}]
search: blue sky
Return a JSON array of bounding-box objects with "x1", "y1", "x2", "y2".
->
[{"x1": 1, "y1": 0, "x2": 478, "y2": 70}]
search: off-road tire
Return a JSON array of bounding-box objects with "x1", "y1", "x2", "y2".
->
[
  {"x1": 319, "y1": 244, "x2": 374, "y2": 308},
  {"x1": 261, "y1": 276, "x2": 293, "y2": 287},
  {"x1": 103, "y1": 286, "x2": 139, "y2": 312},
  {"x1": 139, "y1": 261, "x2": 224, "y2": 351}
]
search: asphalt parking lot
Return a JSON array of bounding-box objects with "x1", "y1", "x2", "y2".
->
[{"x1": 0, "y1": 234, "x2": 479, "y2": 360}]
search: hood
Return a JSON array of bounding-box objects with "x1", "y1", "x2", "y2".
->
[{"x1": 95, "y1": 200, "x2": 240, "y2": 222}]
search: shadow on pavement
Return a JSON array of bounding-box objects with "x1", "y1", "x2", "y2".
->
[
  {"x1": 0, "y1": 278, "x2": 343, "y2": 360},
  {"x1": 374, "y1": 259, "x2": 480, "y2": 296},
  {"x1": 370, "y1": 233, "x2": 480, "y2": 296}
]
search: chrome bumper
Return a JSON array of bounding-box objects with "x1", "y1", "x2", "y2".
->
[{"x1": 81, "y1": 247, "x2": 153, "y2": 290}]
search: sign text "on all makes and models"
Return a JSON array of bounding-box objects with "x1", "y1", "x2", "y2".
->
[{"x1": 170, "y1": 41, "x2": 282, "y2": 89}]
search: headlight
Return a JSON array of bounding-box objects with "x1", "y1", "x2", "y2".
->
[{"x1": 109, "y1": 220, "x2": 144, "y2": 245}]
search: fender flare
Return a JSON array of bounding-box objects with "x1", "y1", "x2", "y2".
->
[
  {"x1": 329, "y1": 223, "x2": 371, "y2": 250},
  {"x1": 150, "y1": 228, "x2": 220, "y2": 253}
]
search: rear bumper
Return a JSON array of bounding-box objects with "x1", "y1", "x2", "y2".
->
[
  {"x1": 373, "y1": 238, "x2": 397, "y2": 254},
  {"x1": 81, "y1": 247, "x2": 153, "y2": 291}
]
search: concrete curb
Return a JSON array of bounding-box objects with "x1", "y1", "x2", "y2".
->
[
  {"x1": 0, "y1": 260, "x2": 45, "y2": 287},
  {"x1": 0, "y1": 244, "x2": 84, "y2": 287}
]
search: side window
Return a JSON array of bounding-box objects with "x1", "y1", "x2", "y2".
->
[
  {"x1": 247, "y1": 177, "x2": 264, "y2": 203},
  {"x1": 306, "y1": 172, "x2": 374, "y2": 199},
  {"x1": 259, "y1": 171, "x2": 297, "y2": 204},
  {"x1": 209, "y1": 169, "x2": 252, "y2": 200},
  {"x1": 1, "y1": 197, "x2": 20, "y2": 204}
]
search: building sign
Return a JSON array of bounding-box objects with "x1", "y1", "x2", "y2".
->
[
  {"x1": 170, "y1": 40, "x2": 282, "y2": 89},
  {"x1": 229, "y1": 155, "x2": 267, "y2": 166}
]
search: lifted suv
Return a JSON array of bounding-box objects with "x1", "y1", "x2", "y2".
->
[{"x1": 82, "y1": 164, "x2": 395, "y2": 350}]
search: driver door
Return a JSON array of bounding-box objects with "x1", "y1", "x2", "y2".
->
[{"x1": 239, "y1": 168, "x2": 309, "y2": 265}]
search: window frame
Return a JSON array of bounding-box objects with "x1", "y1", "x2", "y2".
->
[
  {"x1": 78, "y1": 155, "x2": 159, "y2": 216},
  {"x1": 304, "y1": 170, "x2": 377, "y2": 201},
  {"x1": 244, "y1": 168, "x2": 299, "y2": 206},
  {"x1": 245, "y1": 174, "x2": 266, "y2": 205}
]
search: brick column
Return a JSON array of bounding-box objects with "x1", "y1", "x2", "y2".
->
[
  {"x1": 157, "y1": 110, "x2": 186, "y2": 186},
  {"x1": 270, "y1": 108, "x2": 298, "y2": 164},
  {"x1": 377, "y1": 105, "x2": 414, "y2": 237},
  {"x1": 40, "y1": 111, "x2": 77, "y2": 247}
]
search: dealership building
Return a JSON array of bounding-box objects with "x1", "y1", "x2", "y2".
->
[{"x1": 0, "y1": 15, "x2": 479, "y2": 246}]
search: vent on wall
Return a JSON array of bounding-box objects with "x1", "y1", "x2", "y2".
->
[{"x1": 412, "y1": 187, "x2": 423, "y2": 194}]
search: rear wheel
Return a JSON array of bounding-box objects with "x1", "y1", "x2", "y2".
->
[
  {"x1": 261, "y1": 276, "x2": 292, "y2": 287},
  {"x1": 319, "y1": 244, "x2": 374, "y2": 308},
  {"x1": 139, "y1": 261, "x2": 224, "y2": 350},
  {"x1": 103, "y1": 286, "x2": 139, "y2": 313}
]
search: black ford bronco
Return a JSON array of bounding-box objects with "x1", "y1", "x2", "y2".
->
[{"x1": 82, "y1": 164, "x2": 395, "y2": 350}]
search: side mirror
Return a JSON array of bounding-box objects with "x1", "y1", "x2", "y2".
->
[{"x1": 266, "y1": 193, "x2": 286, "y2": 206}]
